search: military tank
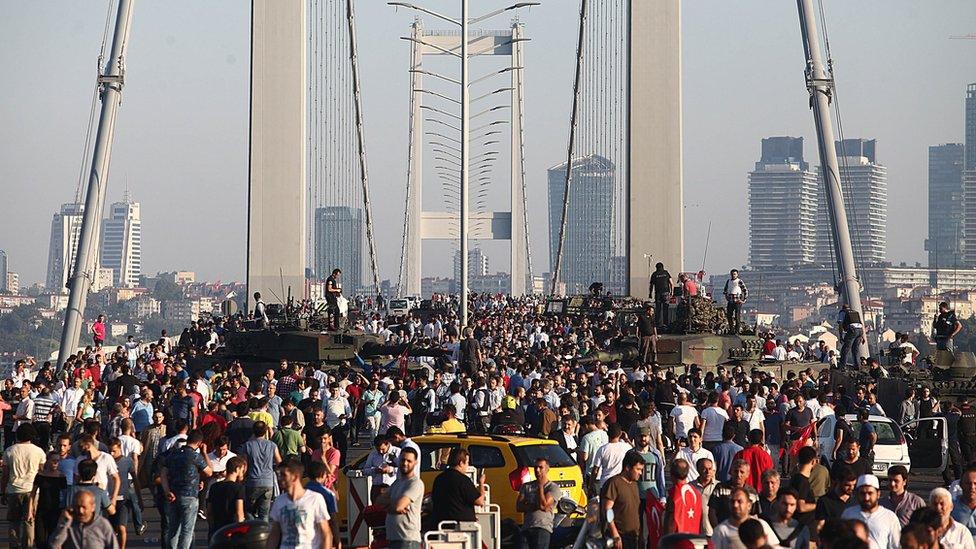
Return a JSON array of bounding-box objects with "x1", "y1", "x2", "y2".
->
[
  {"x1": 191, "y1": 298, "x2": 447, "y2": 378},
  {"x1": 556, "y1": 294, "x2": 828, "y2": 378},
  {"x1": 831, "y1": 348, "x2": 976, "y2": 417}
]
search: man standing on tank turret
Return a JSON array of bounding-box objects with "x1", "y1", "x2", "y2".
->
[
  {"x1": 326, "y1": 268, "x2": 342, "y2": 330},
  {"x1": 933, "y1": 301, "x2": 963, "y2": 353},
  {"x1": 650, "y1": 263, "x2": 673, "y2": 328},
  {"x1": 723, "y1": 269, "x2": 748, "y2": 335}
]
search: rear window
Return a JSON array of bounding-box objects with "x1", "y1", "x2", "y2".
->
[
  {"x1": 512, "y1": 444, "x2": 577, "y2": 468},
  {"x1": 390, "y1": 299, "x2": 408, "y2": 309},
  {"x1": 852, "y1": 420, "x2": 902, "y2": 445},
  {"x1": 469, "y1": 445, "x2": 506, "y2": 468}
]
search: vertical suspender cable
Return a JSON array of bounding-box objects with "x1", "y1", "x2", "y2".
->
[
  {"x1": 551, "y1": 0, "x2": 588, "y2": 294},
  {"x1": 396, "y1": 25, "x2": 421, "y2": 297},
  {"x1": 346, "y1": 0, "x2": 381, "y2": 293}
]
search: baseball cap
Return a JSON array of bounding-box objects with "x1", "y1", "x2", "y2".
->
[
  {"x1": 855, "y1": 474, "x2": 880, "y2": 490},
  {"x1": 637, "y1": 426, "x2": 652, "y2": 436}
]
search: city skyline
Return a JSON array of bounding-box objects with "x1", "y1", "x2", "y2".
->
[{"x1": 1, "y1": 2, "x2": 974, "y2": 287}]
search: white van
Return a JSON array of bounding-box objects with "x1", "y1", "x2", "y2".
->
[
  {"x1": 816, "y1": 413, "x2": 947, "y2": 478},
  {"x1": 387, "y1": 298, "x2": 414, "y2": 317}
]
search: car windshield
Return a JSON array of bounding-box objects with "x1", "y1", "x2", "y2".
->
[
  {"x1": 390, "y1": 299, "x2": 408, "y2": 309},
  {"x1": 852, "y1": 420, "x2": 902, "y2": 445},
  {"x1": 512, "y1": 444, "x2": 577, "y2": 468}
]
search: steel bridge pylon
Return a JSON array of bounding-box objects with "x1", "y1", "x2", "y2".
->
[{"x1": 401, "y1": 20, "x2": 529, "y2": 297}]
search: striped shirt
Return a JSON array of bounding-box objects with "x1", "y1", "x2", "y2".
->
[{"x1": 33, "y1": 394, "x2": 58, "y2": 422}]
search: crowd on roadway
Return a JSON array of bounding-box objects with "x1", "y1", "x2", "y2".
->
[{"x1": 0, "y1": 278, "x2": 971, "y2": 549}]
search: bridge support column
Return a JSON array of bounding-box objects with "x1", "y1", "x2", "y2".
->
[
  {"x1": 248, "y1": 1, "x2": 307, "y2": 306},
  {"x1": 628, "y1": 0, "x2": 683, "y2": 298}
]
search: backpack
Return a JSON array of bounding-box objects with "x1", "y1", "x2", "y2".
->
[{"x1": 469, "y1": 388, "x2": 491, "y2": 417}]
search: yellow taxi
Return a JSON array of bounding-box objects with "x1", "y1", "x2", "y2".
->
[{"x1": 334, "y1": 433, "x2": 586, "y2": 535}]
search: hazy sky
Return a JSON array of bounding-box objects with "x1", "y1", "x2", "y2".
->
[{"x1": 2, "y1": 1, "x2": 974, "y2": 287}]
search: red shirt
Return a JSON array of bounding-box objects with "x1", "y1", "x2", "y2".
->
[
  {"x1": 733, "y1": 445, "x2": 774, "y2": 492},
  {"x1": 599, "y1": 403, "x2": 618, "y2": 425},
  {"x1": 88, "y1": 364, "x2": 102, "y2": 387},
  {"x1": 683, "y1": 279, "x2": 698, "y2": 297},
  {"x1": 667, "y1": 481, "x2": 702, "y2": 535},
  {"x1": 92, "y1": 321, "x2": 106, "y2": 341}
]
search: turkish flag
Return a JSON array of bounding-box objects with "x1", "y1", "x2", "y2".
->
[{"x1": 789, "y1": 423, "x2": 816, "y2": 456}]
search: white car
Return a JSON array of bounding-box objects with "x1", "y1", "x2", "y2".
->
[
  {"x1": 387, "y1": 297, "x2": 417, "y2": 317},
  {"x1": 816, "y1": 413, "x2": 947, "y2": 478}
]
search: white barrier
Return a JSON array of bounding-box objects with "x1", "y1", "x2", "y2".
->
[
  {"x1": 345, "y1": 470, "x2": 374, "y2": 547},
  {"x1": 426, "y1": 521, "x2": 483, "y2": 549},
  {"x1": 476, "y1": 503, "x2": 502, "y2": 549}
]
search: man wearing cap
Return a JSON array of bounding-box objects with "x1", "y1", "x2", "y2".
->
[{"x1": 841, "y1": 474, "x2": 901, "y2": 548}]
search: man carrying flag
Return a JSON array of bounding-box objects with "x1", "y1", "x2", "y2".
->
[{"x1": 661, "y1": 458, "x2": 702, "y2": 539}]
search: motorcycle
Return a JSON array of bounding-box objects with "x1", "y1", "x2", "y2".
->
[{"x1": 555, "y1": 497, "x2": 615, "y2": 549}]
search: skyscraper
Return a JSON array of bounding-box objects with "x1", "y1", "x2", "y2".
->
[
  {"x1": 966, "y1": 83, "x2": 975, "y2": 171},
  {"x1": 748, "y1": 137, "x2": 819, "y2": 268},
  {"x1": 815, "y1": 139, "x2": 888, "y2": 265},
  {"x1": 46, "y1": 202, "x2": 86, "y2": 291},
  {"x1": 101, "y1": 194, "x2": 142, "y2": 288},
  {"x1": 314, "y1": 206, "x2": 363, "y2": 292},
  {"x1": 926, "y1": 144, "x2": 965, "y2": 268},
  {"x1": 0, "y1": 250, "x2": 7, "y2": 293},
  {"x1": 960, "y1": 84, "x2": 976, "y2": 267},
  {"x1": 965, "y1": 170, "x2": 976, "y2": 267},
  {"x1": 547, "y1": 155, "x2": 614, "y2": 294},
  {"x1": 453, "y1": 248, "x2": 489, "y2": 283}
]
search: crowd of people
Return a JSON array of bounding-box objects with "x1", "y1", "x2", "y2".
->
[{"x1": 0, "y1": 290, "x2": 971, "y2": 549}]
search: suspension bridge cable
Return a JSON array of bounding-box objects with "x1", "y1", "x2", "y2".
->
[
  {"x1": 346, "y1": 0, "x2": 382, "y2": 294},
  {"x1": 551, "y1": 0, "x2": 589, "y2": 293},
  {"x1": 396, "y1": 25, "x2": 421, "y2": 297}
]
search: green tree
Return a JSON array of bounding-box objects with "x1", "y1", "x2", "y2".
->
[{"x1": 152, "y1": 278, "x2": 184, "y2": 302}]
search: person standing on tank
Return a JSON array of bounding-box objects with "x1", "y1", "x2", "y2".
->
[
  {"x1": 649, "y1": 263, "x2": 673, "y2": 328},
  {"x1": 326, "y1": 268, "x2": 343, "y2": 330}
]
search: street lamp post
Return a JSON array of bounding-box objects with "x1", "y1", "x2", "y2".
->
[{"x1": 389, "y1": 0, "x2": 538, "y2": 328}]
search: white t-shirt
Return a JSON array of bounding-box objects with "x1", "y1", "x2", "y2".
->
[
  {"x1": 841, "y1": 506, "x2": 901, "y2": 549},
  {"x1": 675, "y1": 447, "x2": 714, "y2": 483},
  {"x1": 898, "y1": 342, "x2": 919, "y2": 364},
  {"x1": 941, "y1": 520, "x2": 976, "y2": 549},
  {"x1": 207, "y1": 450, "x2": 238, "y2": 474},
  {"x1": 670, "y1": 405, "x2": 699, "y2": 439},
  {"x1": 711, "y1": 518, "x2": 779, "y2": 549},
  {"x1": 270, "y1": 489, "x2": 331, "y2": 549},
  {"x1": 92, "y1": 451, "x2": 119, "y2": 493},
  {"x1": 701, "y1": 407, "x2": 729, "y2": 442},
  {"x1": 118, "y1": 434, "x2": 143, "y2": 460},
  {"x1": 592, "y1": 441, "x2": 632, "y2": 488},
  {"x1": 744, "y1": 408, "x2": 765, "y2": 432}
]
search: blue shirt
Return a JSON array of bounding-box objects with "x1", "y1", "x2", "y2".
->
[
  {"x1": 951, "y1": 498, "x2": 976, "y2": 537},
  {"x1": 858, "y1": 421, "x2": 876, "y2": 453},
  {"x1": 305, "y1": 481, "x2": 338, "y2": 514},
  {"x1": 170, "y1": 395, "x2": 194, "y2": 422},
  {"x1": 712, "y1": 441, "x2": 744, "y2": 482},
  {"x1": 165, "y1": 446, "x2": 208, "y2": 497},
  {"x1": 62, "y1": 484, "x2": 111, "y2": 516},
  {"x1": 267, "y1": 395, "x2": 283, "y2": 427},
  {"x1": 764, "y1": 413, "x2": 784, "y2": 445},
  {"x1": 131, "y1": 400, "x2": 154, "y2": 432},
  {"x1": 242, "y1": 438, "x2": 277, "y2": 488}
]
